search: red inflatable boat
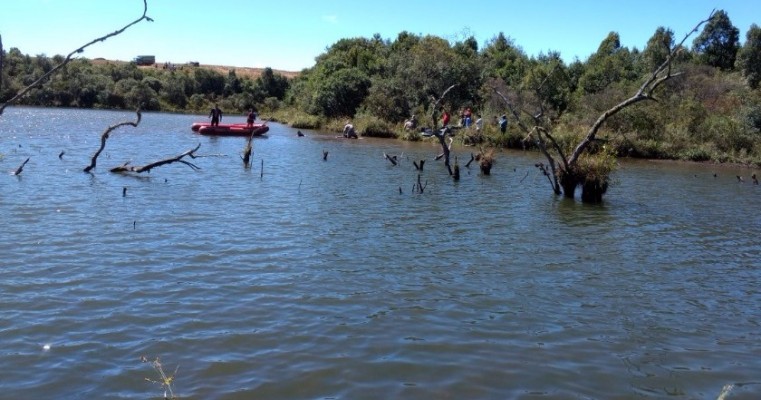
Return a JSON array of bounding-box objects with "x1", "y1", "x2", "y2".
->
[{"x1": 191, "y1": 122, "x2": 269, "y2": 136}]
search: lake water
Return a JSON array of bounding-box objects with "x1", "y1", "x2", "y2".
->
[{"x1": 1, "y1": 107, "x2": 759, "y2": 399}]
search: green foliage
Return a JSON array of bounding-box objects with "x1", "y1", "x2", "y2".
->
[
  {"x1": 692, "y1": 10, "x2": 740, "y2": 70},
  {"x1": 578, "y1": 32, "x2": 639, "y2": 94},
  {"x1": 737, "y1": 24, "x2": 761, "y2": 89},
  {"x1": 525, "y1": 52, "x2": 572, "y2": 116},
  {"x1": 310, "y1": 68, "x2": 371, "y2": 117},
  {"x1": 361, "y1": 76, "x2": 410, "y2": 122},
  {"x1": 256, "y1": 67, "x2": 289, "y2": 100},
  {"x1": 193, "y1": 68, "x2": 225, "y2": 96},
  {"x1": 642, "y1": 27, "x2": 675, "y2": 71},
  {"x1": 481, "y1": 33, "x2": 530, "y2": 87},
  {"x1": 270, "y1": 108, "x2": 323, "y2": 129},
  {"x1": 355, "y1": 114, "x2": 397, "y2": 138}
]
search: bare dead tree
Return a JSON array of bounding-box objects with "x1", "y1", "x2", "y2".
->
[
  {"x1": 242, "y1": 132, "x2": 254, "y2": 167},
  {"x1": 494, "y1": 12, "x2": 714, "y2": 202},
  {"x1": 110, "y1": 143, "x2": 202, "y2": 173},
  {"x1": 412, "y1": 174, "x2": 427, "y2": 193},
  {"x1": 83, "y1": 110, "x2": 142, "y2": 172},
  {"x1": 0, "y1": 0, "x2": 152, "y2": 117},
  {"x1": 429, "y1": 84, "x2": 457, "y2": 174}
]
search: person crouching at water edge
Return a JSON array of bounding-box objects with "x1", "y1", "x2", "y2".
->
[{"x1": 343, "y1": 121, "x2": 358, "y2": 139}]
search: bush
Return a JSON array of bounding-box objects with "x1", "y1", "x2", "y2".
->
[
  {"x1": 357, "y1": 115, "x2": 396, "y2": 138},
  {"x1": 679, "y1": 145, "x2": 714, "y2": 162}
]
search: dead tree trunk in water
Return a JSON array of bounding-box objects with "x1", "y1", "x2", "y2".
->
[
  {"x1": 429, "y1": 84, "x2": 457, "y2": 175},
  {"x1": 242, "y1": 132, "x2": 254, "y2": 167},
  {"x1": 110, "y1": 143, "x2": 201, "y2": 173}
]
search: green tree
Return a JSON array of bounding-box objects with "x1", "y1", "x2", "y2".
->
[
  {"x1": 161, "y1": 74, "x2": 189, "y2": 108},
  {"x1": 194, "y1": 68, "x2": 225, "y2": 96},
  {"x1": 525, "y1": 51, "x2": 572, "y2": 116},
  {"x1": 311, "y1": 67, "x2": 371, "y2": 117},
  {"x1": 223, "y1": 69, "x2": 241, "y2": 96},
  {"x1": 642, "y1": 27, "x2": 674, "y2": 71},
  {"x1": 737, "y1": 24, "x2": 761, "y2": 89},
  {"x1": 578, "y1": 32, "x2": 637, "y2": 94},
  {"x1": 481, "y1": 32, "x2": 530, "y2": 88},
  {"x1": 692, "y1": 10, "x2": 740, "y2": 70},
  {"x1": 256, "y1": 67, "x2": 289, "y2": 100}
]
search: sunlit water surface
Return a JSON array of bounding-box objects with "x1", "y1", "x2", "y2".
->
[{"x1": 1, "y1": 107, "x2": 759, "y2": 399}]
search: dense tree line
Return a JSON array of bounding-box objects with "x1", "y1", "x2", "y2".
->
[
  {"x1": 0, "y1": 50, "x2": 290, "y2": 114},
  {"x1": 2, "y1": 9, "x2": 760, "y2": 165},
  {"x1": 281, "y1": 9, "x2": 761, "y2": 165}
]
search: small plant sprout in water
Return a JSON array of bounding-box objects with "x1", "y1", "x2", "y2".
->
[{"x1": 141, "y1": 355, "x2": 179, "y2": 399}]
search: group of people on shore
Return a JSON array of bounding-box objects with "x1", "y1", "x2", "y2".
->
[{"x1": 438, "y1": 108, "x2": 508, "y2": 133}]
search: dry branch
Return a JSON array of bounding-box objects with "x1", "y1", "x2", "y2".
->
[
  {"x1": 13, "y1": 157, "x2": 30, "y2": 175},
  {"x1": 465, "y1": 153, "x2": 475, "y2": 168},
  {"x1": 83, "y1": 109, "x2": 142, "y2": 172},
  {"x1": 428, "y1": 85, "x2": 457, "y2": 172},
  {"x1": 242, "y1": 132, "x2": 254, "y2": 167},
  {"x1": 110, "y1": 143, "x2": 202, "y2": 173},
  {"x1": 383, "y1": 153, "x2": 398, "y2": 166},
  {"x1": 0, "y1": 0, "x2": 152, "y2": 117}
]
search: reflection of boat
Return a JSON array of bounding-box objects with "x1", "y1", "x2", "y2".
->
[{"x1": 191, "y1": 122, "x2": 269, "y2": 136}]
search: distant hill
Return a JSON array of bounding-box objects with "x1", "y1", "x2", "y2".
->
[
  {"x1": 91, "y1": 58, "x2": 299, "y2": 79},
  {"x1": 200, "y1": 64, "x2": 300, "y2": 79}
]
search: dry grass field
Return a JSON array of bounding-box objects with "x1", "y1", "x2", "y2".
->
[{"x1": 91, "y1": 58, "x2": 299, "y2": 79}]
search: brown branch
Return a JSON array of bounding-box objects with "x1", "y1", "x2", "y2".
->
[
  {"x1": 83, "y1": 109, "x2": 142, "y2": 172},
  {"x1": 427, "y1": 84, "x2": 458, "y2": 173},
  {"x1": 242, "y1": 132, "x2": 254, "y2": 167},
  {"x1": 465, "y1": 153, "x2": 475, "y2": 168},
  {"x1": 13, "y1": 157, "x2": 30, "y2": 175},
  {"x1": 383, "y1": 153, "x2": 398, "y2": 166},
  {"x1": 0, "y1": 0, "x2": 152, "y2": 117},
  {"x1": 429, "y1": 84, "x2": 457, "y2": 130},
  {"x1": 110, "y1": 143, "x2": 202, "y2": 173},
  {"x1": 414, "y1": 174, "x2": 427, "y2": 193},
  {"x1": 494, "y1": 89, "x2": 562, "y2": 194}
]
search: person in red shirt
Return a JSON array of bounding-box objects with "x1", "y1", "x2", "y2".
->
[{"x1": 442, "y1": 109, "x2": 450, "y2": 127}]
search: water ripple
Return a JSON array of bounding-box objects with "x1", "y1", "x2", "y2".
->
[{"x1": 1, "y1": 108, "x2": 760, "y2": 398}]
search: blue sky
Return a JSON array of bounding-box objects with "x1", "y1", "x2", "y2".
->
[{"x1": 1, "y1": 0, "x2": 759, "y2": 72}]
